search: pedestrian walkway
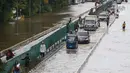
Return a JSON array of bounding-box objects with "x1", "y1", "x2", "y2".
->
[{"x1": 81, "y1": 2, "x2": 130, "y2": 73}]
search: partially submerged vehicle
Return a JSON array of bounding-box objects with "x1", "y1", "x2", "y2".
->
[
  {"x1": 66, "y1": 32, "x2": 78, "y2": 53},
  {"x1": 99, "y1": 11, "x2": 109, "y2": 21},
  {"x1": 77, "y1": 29, "x2": 90, "y2": 44},
  {"x1": 84, "y1": 15, "x2": 100, "y2": 31}
]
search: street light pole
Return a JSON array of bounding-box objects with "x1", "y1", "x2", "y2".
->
[
  {"x1": 20, "y1": 9, "x2": 21, "y2": 16},
  {"x1": 29, "y1": 0, "x2": 31, "y2": 16},
  {"x1": 40, "y1": 0, "x2": 42, "y2": 13},
  {"x1": 16, "y1": 0, "x2": 19, "y2": 35},
  {"x1": 17, "y1": 0, "x2": 18, "y2": 21}
]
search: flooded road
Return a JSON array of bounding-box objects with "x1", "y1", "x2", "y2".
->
[{"x1": 0, "y1": 2, "x2": 94, "y2": 51}]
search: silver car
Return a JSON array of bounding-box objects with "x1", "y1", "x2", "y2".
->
[
  {"x1": 77, "y1": 29, "x2": 90, "y2": 44},
  {"x1": 99, "y1": 11, "x2": 109, "y2": 21},
  {"x1": 84, "y1": 15, "x2": 100, "y2": 31}
]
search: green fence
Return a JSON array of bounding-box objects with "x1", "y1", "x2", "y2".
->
[
  {"x1": 89, "y1": 0, "x2": 113, "y2": 15},
  {"x1": 96, "y1": 0, "x2": 113, "y2": 14},
  {"x1": 1, "y1": 20, "x2": 77, "y2": 73}
]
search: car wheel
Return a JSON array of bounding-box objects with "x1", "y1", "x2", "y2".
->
[{"x1": 87, "y1": 39, "x2": 90, "y2": 44}]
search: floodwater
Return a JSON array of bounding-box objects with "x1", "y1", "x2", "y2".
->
[{"x1": 0, "y1": 2, "x2": 94, "y2": 51}]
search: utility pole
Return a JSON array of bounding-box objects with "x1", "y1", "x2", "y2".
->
[
  {"x1": 17, "y1": 0, "x2": 18, "y2": 21},
  {"x1": 28, "y1": 0, "x2": 32, "y2": 36},
  {"x1": 16, "y1": 0, "x2": 19, "y2": 35},
  {"x1": 40, "y1": 0, "x2": 42, "y2": 13},
  {"x1": 29, "y1": 0, "x2": 31, "y2": 17}
]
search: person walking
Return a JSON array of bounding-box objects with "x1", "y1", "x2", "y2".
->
[
  {"x1": 66, "y1": 18, "x2": 72, "y2": 33},
  {"x1": 122, "y1": 21, "x2": 126, "y2": 31},
  {"x1": 106, "y1": 16, "x2": 110, "y2": 33},
  {"x1": 106, "y1": 16, "x2": 110, "y2": 27},
  {"x1": 22, "y1": 53, "x2": 30, "y2": 68},
  {"x1": 12, "y1": 61, "x2": 21, "y2": 73},
  {"x1": 6, "y1": 49, "x2": 14, "y2": 60},
  {"x1": 78, "y1": 16, "x2": 82, "y2": 25},
  {"x1": 40, "y1": 42, "x2": 46, "y2": 58},
  {"x1": 74, "y1": 22, "x2": 79, "y2": 32}
]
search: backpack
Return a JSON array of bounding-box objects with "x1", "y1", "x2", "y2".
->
[
  {"x1": 14, "y1": 66, "x2": 20, "y2": 71},
  {"x1": 7, "y1": 52, "x2": 11, "y2": 57}
]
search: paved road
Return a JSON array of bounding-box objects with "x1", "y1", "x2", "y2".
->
[
  {"x1": 29, "y1": 13, "x2": 115, "y2": 73},
  {"x1": 81, "y1": 2, "x2": 130, "y2": 73}
]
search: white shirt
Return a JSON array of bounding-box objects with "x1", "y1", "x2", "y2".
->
[{"x1": 40, "y1": 44, "x2": 46, "y2": 53}]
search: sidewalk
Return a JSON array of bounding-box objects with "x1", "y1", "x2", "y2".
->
[{"x1": 81, "y1": 2, "x2": 130, "y2": 73}]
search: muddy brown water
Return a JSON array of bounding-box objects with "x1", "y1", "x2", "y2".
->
[
  {"x1": 0, "y1": 7, "x2": 72, "y2": 51},
  {"x1": 0, "y1": 2, "x2": 93, "y2": 51}
]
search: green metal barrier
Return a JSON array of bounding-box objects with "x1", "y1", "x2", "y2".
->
[
  {"x1": 98, "y1": 0, "x2": 113, "y2": 12},
  {"x1": 1, "y1": 20, "x2": 76, "y2": 73},
  {"x1": 89, "y1": 0, "x2": 113, "y2": 15}
]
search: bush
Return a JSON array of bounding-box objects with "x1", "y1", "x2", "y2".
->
[
  {"x1": 51, "y1": 0, "x2": 69, "y2": 11},
  {"x1": 42, "y1": 4, "x2": 52, "y2": 13}
]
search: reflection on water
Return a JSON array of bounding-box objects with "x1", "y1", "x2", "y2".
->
[
  {"x1": 0, "y1": 7, "x2": 71, "y2": 51},
  {"x1": 0, "y1": 3, "x2": 94, "y2": 51}
]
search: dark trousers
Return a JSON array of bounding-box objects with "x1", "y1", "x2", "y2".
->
[
  {"x1": 123, "y1": 26, "x2": 125, "y2": 30},
  {"x1": 40, "y1": 52, "x2": 45, "y2": 57}
]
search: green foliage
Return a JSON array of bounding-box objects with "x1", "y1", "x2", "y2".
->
[
  {"x1": 31, "y1": 0, "x2": 40, "y2": 15},
  {"x1": 0, "y1": 0, "x2": 13, "y2": 22},
  {"x1": 13, "y1": 0, "x2": 27, "y2": 10},
  {"x1": 0, "y1": 0, "x2": 69, "y2": 22},
  {"x1": 50, "y1": 0, "x2": 68, "y2": 11},
  {"x1": 42, "y1": 4, "x2": 52, "y2": 12}
]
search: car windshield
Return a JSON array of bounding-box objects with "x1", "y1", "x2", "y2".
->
[
  {"x1": 67, "y1": 36, "x2": 75, "y2": 42},
  {"x1": 99, "y1": 12, "x2": 108, "y2": 16},
  {"x1": 100, "y1": 14, "x2": 107, "y2": 16},
  {"x1": 78, "y1": 32, "x2": 88, "y2": 36},
  {"x1": 86, "y1": 20, "x2": 95, "y2": 24}
]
